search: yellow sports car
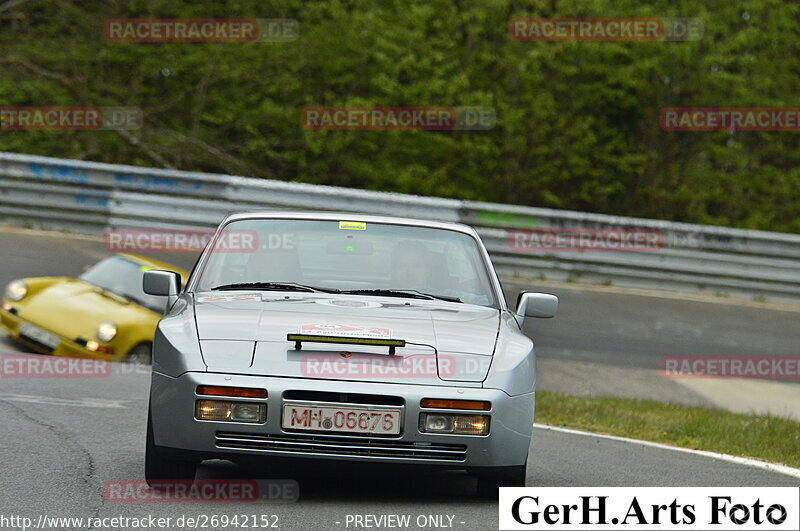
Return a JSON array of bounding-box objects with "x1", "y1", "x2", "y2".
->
[{"x1": 0, "y1": 254, "x2": 189, "y2": 363}]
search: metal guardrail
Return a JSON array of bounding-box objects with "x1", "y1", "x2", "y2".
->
[{"x1": 1, "y1": 152, "x2": 799, "y2": 303}]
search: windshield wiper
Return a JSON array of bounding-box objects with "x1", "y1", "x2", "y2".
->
[
  {"x1": 340, "y1": 289, "x2": 461, "y2": 303},
  {"x1": 210, "y1": 282, "x2": 340, "y2": 293}
]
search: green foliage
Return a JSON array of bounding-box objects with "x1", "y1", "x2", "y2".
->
[{"x1": 0, "y1": 0, "x2": 798, "y2": 232}]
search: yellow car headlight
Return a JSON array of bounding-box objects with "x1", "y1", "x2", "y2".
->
[
  {"x1": 96, "y1": 321, "x2": 118, "y2": 342},
  {"x1": 5, "y1": 280, "x2": 28, "y2": 301}
]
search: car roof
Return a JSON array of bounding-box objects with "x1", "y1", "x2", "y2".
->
[{"x1": 220, "y1": 211, "x2": 478, "y2": 236}]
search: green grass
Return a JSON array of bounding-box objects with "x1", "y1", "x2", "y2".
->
[{"x1": 536, "y1": 391, "x2": 800, "y2": 469}]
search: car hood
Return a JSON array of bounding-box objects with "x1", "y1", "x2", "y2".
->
[
  {"x1": 194, "y1": 293, "x2": 499, "y2": 385},
  {"x1": 16, "y1": 279, "x2": 158, "y2": 339}
]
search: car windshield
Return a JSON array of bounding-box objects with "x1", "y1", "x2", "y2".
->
[
  {"x1": 194, "y1": 219, "x2": 498, "y2": 307},
  {"x1": 79, "y1": 256, "x2": 169, "y2": 313}
]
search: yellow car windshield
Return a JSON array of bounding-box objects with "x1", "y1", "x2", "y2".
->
[{"x1": 80, "y1": 256, "x2": 167, "y2": 313}]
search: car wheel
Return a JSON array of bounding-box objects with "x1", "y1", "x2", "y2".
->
[
  {"x1": 126, "y1": 343, "x2": 152, "y2": 365},
  {"x1": 145, "y1": 407, "x2": 197, "y2": 485},
  {"x1": 476, "y1": 462, "x2": 527, "y2": 499}
]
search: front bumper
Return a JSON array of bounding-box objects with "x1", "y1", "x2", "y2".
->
[
  {"x1": 150, "y1": 371, "x2": 534, "y2": 468},
  {"x1": 0, "y1": 307, "x2": 115, "y2": 361}
]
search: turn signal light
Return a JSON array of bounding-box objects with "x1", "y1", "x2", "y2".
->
[
  {"x1": 86, "y1": 341, "x2": 114, "y2": 354},
  {"x1": 196, "y1": 385, "x2": 267, "y2": 399},
  {"x1": 420, "y1": 398, "x2": 490, "y2": 411}
]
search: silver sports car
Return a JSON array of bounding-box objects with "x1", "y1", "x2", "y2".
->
[{"x1": 143, "y1": 212, "x2": 557, "y2": 497}]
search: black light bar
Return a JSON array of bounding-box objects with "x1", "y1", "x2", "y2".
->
[{"x1": 286, "y1": 334, "x2": 406, "y2": 355}]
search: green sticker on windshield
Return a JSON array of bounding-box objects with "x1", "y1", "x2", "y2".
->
[
  {"x1": 339, "y1": 221, "x2": 366, "y2": 231},
  {"x1": 139, "y1": 266, "x2": 154, "y2": 272}
]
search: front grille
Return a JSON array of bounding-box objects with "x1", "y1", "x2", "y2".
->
[
  {"x1": 283, "y1": 390, "x2": 403, "y2": 406},
  {"x1": 215, "y1": 432, "x2": 467, "y2": 462},
  {"x1": 18, "y1": 334, "x2": 55, "y2": 353}
]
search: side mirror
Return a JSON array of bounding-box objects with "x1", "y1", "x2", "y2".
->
[
  {"x1": 143, "y1": 270, "x2": 180, "y2": 311},
  {"x1": 515, "y1": 291, "x2": 558, "y2": 321}
]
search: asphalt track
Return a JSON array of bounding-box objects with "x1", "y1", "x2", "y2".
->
[{"x1": 0, "y1": 227, "x2": 798, "y2": 530}]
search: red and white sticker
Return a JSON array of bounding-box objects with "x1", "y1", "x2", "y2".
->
[{"x1": 299, "y1": 323, "x2": 391, "y2": 339}]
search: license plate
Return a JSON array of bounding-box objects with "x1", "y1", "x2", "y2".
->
[
  {"x1": 18, "y1": 322, "x2": 60, "y2": 349},
  {"x1": 282, "y1": 404, "x2": 401, "y2": 435}
]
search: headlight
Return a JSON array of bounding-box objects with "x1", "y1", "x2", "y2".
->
[
  {"x1": 96, "y1": 321, "x2": 118, "y2": 342},
  {"x1": 419, "y1": 413, "x2": 490, "y2": 435},
  {"x1": 5, "y1": 280, "x2": 28, "y2": 301},
  {"x1": 195, "y1": 400, "x2": 266, "y2": 423}
]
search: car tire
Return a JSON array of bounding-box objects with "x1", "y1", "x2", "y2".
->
[
  {"x1": 126, "y1": 343, "x2": 152, "y2": 365},
  {"x1": 145, "y1": 407, "x2": 197, "y2": 485},
  {"x1": 476, "y1": 462, "x2": 527, "y2": 499}
]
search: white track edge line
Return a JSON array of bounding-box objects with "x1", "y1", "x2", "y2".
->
[{"x1": 534, "y1": 423, "x2": 800, "y2": 479}]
